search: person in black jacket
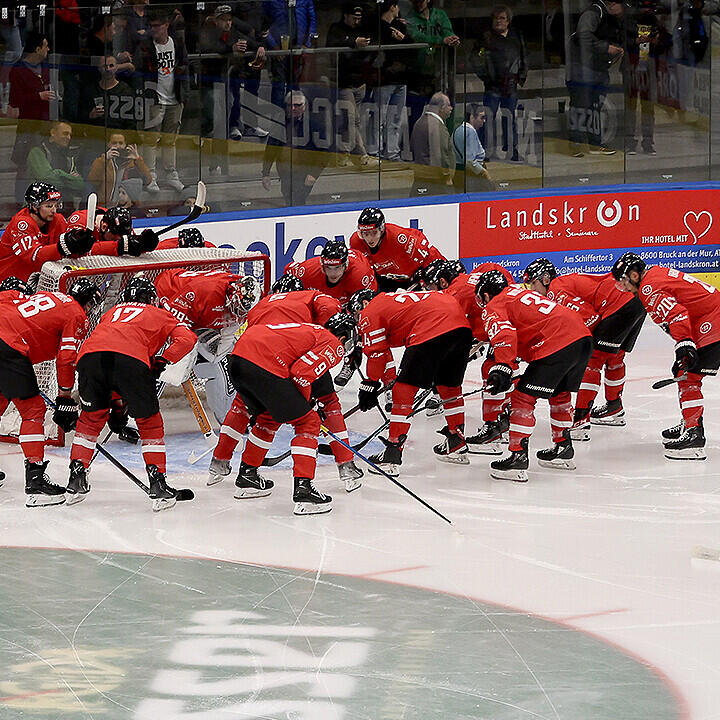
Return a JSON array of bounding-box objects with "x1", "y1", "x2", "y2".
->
[{"x1": 133, "y1": 8, "x2": 188, "y2": 191}]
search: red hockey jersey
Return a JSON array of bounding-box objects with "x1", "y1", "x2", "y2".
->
[
  {"x1": 0, "y1": 291, "x2": 87, "y2": 389},
  {"x1": 0, "y1": 208, "x2": 67, "y2": 282},
  {"x1": 79, "y1": 302, "x2": 197, "y2": 367},
  {"x1": 233, "y1": 322, "x2": 344, "y2": 396},
  {"x1": 155, "y1": 268, "x2": 239, "y2": 329},
  {"x1": 247, "y1": 290, "x2": 341, "y2": 328},
  {"x1": 358, "y1": 290, "x2": 469, "y2": 379},
  {"x1": 636, "y1": 265, "x2": 720, "y2": 348},
  {"x1": 477, "y1": 286, "x2": 591, "y2": 365},
  {"x1": 349, "y1": 223, "x2": 445, "y2": 279},
  {"x1": 284, "y1": 250, "x2": 377, "y2": 306}
]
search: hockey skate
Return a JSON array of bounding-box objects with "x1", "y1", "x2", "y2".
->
[
  {"x1": 569, "y1": 407, "x2": 591, "y2": 442},
  {"x1": 25, "y1": 460, "x2": 65, "y2": 507},
  {"x1": 334, "y1": 359, "x2": 356, "y2": 387},
  {"x1": 490, "y1": 438, "x2": 529, "y2": 482},
  {"x1": 147, "y1": 465, "x2": 178, "y2": 511},
  {"x1": 466, "y1": 415, "x2": 508, "y2": 455},
  {"x1": 368, "y1": 435, "x2": 404, "y2": 477},
  {"x1": 662, "y1": 422, "x2": 684, "y2": 441},
  {"x1": 425, "y1": 393, "x2": 444, "y2": 417},
  {"x1": 433, "y1": 426, "x2": 469, "y2": 465},
  {"x1": 338, "y1": 460, "x2": 363, "y2": 492},
  {"x1": 207, "y1": 457, "x2": 231, "y2": 486},
  {"x1": 66, "y1": 459, "x2": 91, "y2": 505},
  {"x1": 664, "y1": 420, "x2": 706, "y2": 460},
  {"x1": 234, "y1": 462, "x2": 274, "y2": 498},
  {"x1": 536, "y1": 434, "x2": 576, "y2": 470},
  {"x1": 590, "y1": 398, "x2": 626, "y2": 426},
  {"x1": 293, "y1": 477, "x2": 332, "y2": 515}
]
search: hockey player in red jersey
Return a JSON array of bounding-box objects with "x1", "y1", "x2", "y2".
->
[
  {"x1": 613, "y1": 252, "x2": 720, "y2": 460},
  {"x1": 210, "y1": 275, "x2": 364, "y2": 492},
  {"x1": 213, "y1": 316, "x2": 355, "y2": 515},
  {"x1": 474, "y1": 271, "x2": 593, "y2": 482},
  {"x1": 0, "y1": 279, "x2": 100, "y2": 506},
  {"x1": 67, "y1": 277, "x2": 197, "y2": 509},
  {"x1": 523, "y1": 258, "x2": 646, "y2": 440},
  {"x1": 352, "y1": 287, "x2": 473, "y2": 475},
  {"x1": 0, "y1": 183, "x2": 95, "y2": 283},
  {"x1": 349, "y1": 208, "x2": 446, "y2": 291},
  {"x1": 156, "y1": 227, "x2": 216, "y2": 250}
]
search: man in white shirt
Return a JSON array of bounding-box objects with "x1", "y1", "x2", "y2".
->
[{"x1": 134, "y1": 8, "x2": 187, "y2": 192}]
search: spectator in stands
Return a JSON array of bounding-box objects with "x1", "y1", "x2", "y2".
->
[
  {"x1": 134, "y1": 7, "x2": 188, "y2": 192},
  {"x1": 88, "y1": 131, "x2": 153, "y2": 205},
  {"x1": 409, "y1": 91, "x2": 454, "y2": 196},
  {"x1": 475, "y1": 5, "x2": 527, "y2": 162},
  {"x1": 86, "y1": 15, "x2": 116, "y2": 60},
  {"x1": 126, "y1": 0, "x2": 151, "y2": 55},
  {"x1": 111, "y1": 11, "x2": 136, "y2": 78},
  {"x1": 375, "y1": 0, "x2": 412, "y2": 162},
  {"x1": 262, "y1": 90, "x2": 331, "y2": 206},
  {"x1": 26, "y1": 121, "x2": 86, "y2": 200},
  {"x1": 53, "y1": 0, "x2": 82, "y2": 54},
  {"x1": 452, "y1": 103, "x2": 494, "y2": 192},
  {"x1": 0, "y1": 8, "x2": 23, "y2": 91},
  {"x1": 78, "y1": 55, "x2": 137, "y2": 131},
  {"x1": 9, "y1": 32, "x2": 52, "y2": 201},
  {"x1": 326, "y1": 2, "x2": 378, "y2": 170},
  {"x1": 116, "y1": 178, "x2": 148, "y2": 218}
]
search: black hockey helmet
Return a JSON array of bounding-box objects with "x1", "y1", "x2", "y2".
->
[
  {"x1": 357, "y1": 207, "x2": 385, "y2": 233},
  {"x1": 226, "y1": 275, "x2": 262, "y2": 319},
  {"x1": 178, "y1": 227, "x2": 205, "y2": 248},
  {"x1": 611, "y1": 252, "x2": 646, "y2": 282},
  {"x1": 121, "y1": 276, "x2": 158, "y2": 305},
  {"x1": 0, "y1": 276, "x2": 31, "y2": 294},
  {"x1": 325, "y1": 312, "x2": 357, "y2": 342},
  {"x1": 347, "y1": 287, "x2": 377, "y2": 316},
  {"x1": 68, "y1": 277, "x2": 103, "y2": 312},
  {"x1": 320, "y1": 239, "x2": 349, "y2": 267},
  {"x1": 25, "y1": 182, "x2": 61, "y2": 212},
  {"x1": 475, "y1": 270, "x2": 509, "y2": 305},
  {"x1": 523, "y1": 257, "x2": 557, "y2": 286},
  {"x1": 271, "y1": 273, "x2": 304, "y2": 293},
  {"x1": 103, "y1": 206, "x2": 133, "y2": 236},
  {"x1": 424, "y1": 259, "x2": 463, "y2": 289}
]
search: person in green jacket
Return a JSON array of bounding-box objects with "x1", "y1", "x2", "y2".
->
[{"x1": 26, "y1": 121, "x2": 86, "y2": 199}]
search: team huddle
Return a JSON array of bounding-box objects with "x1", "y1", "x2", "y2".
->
[{"x1": 1, "y1": 182, "x2": 719, "y2": 515}]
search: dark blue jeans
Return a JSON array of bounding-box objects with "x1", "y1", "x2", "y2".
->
[{"x1": 483, "y1": 92, "x2": 518, "y2": 157}]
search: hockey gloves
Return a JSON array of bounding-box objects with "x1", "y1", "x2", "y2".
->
[
  {"x1": 672, "y1": 341, "x2": 699, "y2": 377},
  {"x1": 358, "y1": 379, "x2": 381, "y2": 411},
  {"x1": 485, "y1": 364, "x2": 513, "y2": 395},
  {"x1": 117, "y1": 234, "x2": 144, "y2": 257},
  {"x1": 139, "y1": 228, "x2": 159, "y2": 252},
  {"x1": 58, "y1": 227, "x2": 95, "y2": 257},
  {"x1": 108, "y1": 398, "x2": 140, "y2": 444},
  {"x1": 53, "y1": 396, "x2": 79, "y2": 432},
  {"x1": 151, "y1": 356, "x2": 168, "y2": 379}
]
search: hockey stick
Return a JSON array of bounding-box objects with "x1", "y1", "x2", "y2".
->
[
  {"x1": 86, "y1": 193, "x2": 97, "y2": 230},
  {"x1": 320, "y1": 423, "x2": 452, "y2": 525},
  {"x1": 156, "y1": 180, "x2": 206, "y2": 238},
  {"x1": 652, "y1": 373, "x2": 687, "y2": 390},
  {"x1": 182, "y1": 380, "x2": 218, "y2": 463}
]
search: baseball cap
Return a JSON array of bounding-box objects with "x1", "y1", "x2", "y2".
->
[{"x1": 214, "y1": 4, "x2": 233, "y2": 17}]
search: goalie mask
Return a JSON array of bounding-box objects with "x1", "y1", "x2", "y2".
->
[{"x1": 227, "y1": 276, "x2": 262, "y2": 319}]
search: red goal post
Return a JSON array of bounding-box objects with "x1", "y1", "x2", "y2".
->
[{"x1": 0, "y1": 248, "x2": 270, "y2": 447}]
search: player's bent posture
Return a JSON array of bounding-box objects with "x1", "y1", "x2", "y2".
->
[
  {"x1": 475, "y1": 271, "x2": 593, "y2": 482},
  {"x1": 210, "y1": 279, "x2": 363, "y2": 492},
  {"x1": 523, "y1": 258, "x2": 646, "y2": 440},
  {"x1": 155, "y1": 267, "x2": 261, "y2": 422},
  {"x1": 613, "y1": 252, "x2": 720, "y2": 460},
  {"x1": 212, "y1": 317, "x2": 355, "y2": 515},
  {"x1": 352, "y1": 288, "x2": 473, "y2": 476},
  {"x1": 349, "y1": 208, "x2": 445, "y2": 291},
  {"x1": 67, "y1": 277, "x2": 197, "y2": 509},
  {"x1": 0, "y1": 280, "x2": 99, "y2": 506},
  {"x1": 0, "y1": 183, "x2": 95, "y2": 283},
  {"x1": 156, "y1": 227, "x2": 215, "y2": 250}
]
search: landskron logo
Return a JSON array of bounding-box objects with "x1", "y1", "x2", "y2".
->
[{"x1": 596, "y1": 200, "x2": 623, "y2": 227}]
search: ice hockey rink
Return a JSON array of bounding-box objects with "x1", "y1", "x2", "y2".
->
[{"x1": 0, "y1": 320, "x2": 719, "y2": 720}]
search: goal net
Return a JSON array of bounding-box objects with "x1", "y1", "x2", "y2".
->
[{"x1": 0, "y1": 248, "x2": 270, "y2": 446}]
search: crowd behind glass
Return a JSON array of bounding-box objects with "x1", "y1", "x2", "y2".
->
[{"x1": 0, "y1": 0, "x2": 717, "y2": 220}]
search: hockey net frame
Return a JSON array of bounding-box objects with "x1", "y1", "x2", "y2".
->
[{"x1": 0, "y1": 248, "x2": 270, "y2": 447}]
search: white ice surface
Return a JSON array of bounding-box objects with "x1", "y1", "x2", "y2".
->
[{"x1": 1, "y1": 321, "x2": 719, "y2": 719}]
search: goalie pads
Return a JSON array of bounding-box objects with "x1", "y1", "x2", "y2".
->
[{"x1": 157, "y1": 342, "x2": 199, "y2": 386}]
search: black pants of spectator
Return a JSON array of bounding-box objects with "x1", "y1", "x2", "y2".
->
[{"x1": 567, "y1": 80, "x2": 606, "y2": 148}]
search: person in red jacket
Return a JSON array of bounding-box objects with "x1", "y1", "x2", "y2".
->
[
  {"x1": 474, "y1": 270, "x2": 593, "y2": 482},
  {"x1": 67, "y1": 277, "x2": 198, "y2": 509},
  {"x1": 349, "y1": 208, "x2": 446, "y2": 291},
  {"x1": 352, "y1": 287, "x2": 473, "y2": 475},
  {"x1": 424, "y1": 259, "x2": 519, "y2": 452},
  {"x1": 523, "y1": 258, "x2": 646, "y2": 440},
  {"x1": 0, "y1": 183, "x2": 95, "y2": 284},
  {"x1": 211, "y1": 275, "x2": 363, "y2": 492},
  {"x1": 217, "y1": 316, "x2": 356, "y2": 515},
  {"x1": 155, "y1": 227, "x2": 216, "y2": 250},
  {"x1": 612, "y1": 252, "x2": 720, "y2": 460},
  {"x1": 0, "y1": 279, "x2": 100, "y2": 506}
]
